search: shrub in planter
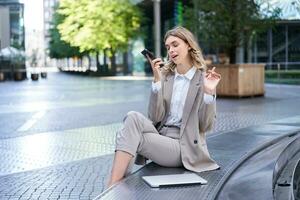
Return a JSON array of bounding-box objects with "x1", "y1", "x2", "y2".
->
[
  {"x1": 182, "y1": 1, "x2": 280, "y2": 97},
  {"x1": 14, "y1": 71, "x2": 23, "y2": 81},
  {"x1": 0, "y1": 72, "x2": 5, "y2": 81},
  {"x1": 31, "y1": 73, "x2": 39, "y2": 81},
  {"x1": 12, "y1": 55, "x2": 26, "y2": 81},
  {"x1": 41, "y1": 72, "x2": 47, "y2": 78}
]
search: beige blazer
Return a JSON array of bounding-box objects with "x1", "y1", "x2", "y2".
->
[{"x1": 147, "y1": 69, "x2": 220, "y2": 173}]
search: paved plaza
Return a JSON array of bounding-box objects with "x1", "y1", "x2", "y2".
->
[{"x1": 0, "y1": 72, "x2": 300, "y2": 199}]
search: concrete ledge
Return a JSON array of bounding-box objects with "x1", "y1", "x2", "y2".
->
[{"x1": 95, "y1": 116, "x2": 300, "y2": 200}]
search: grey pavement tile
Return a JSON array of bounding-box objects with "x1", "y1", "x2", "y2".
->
[
  {"x1": 0, "y1": 155, "x2": 113, "y2": 199},
  {"x1": 0, "y1": 73, "x2": 300, "y2": 199},
  {"x1": 0, "y1": 112, "x2": 35, "y2": 134},
  {"x1": 0, "y1": 123, "x2": 121, "y2": 175}
]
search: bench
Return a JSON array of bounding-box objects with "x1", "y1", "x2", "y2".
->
[{"x1": 95, "y1": 116, "x2": 300, "y2": 200}]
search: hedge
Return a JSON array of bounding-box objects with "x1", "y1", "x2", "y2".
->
[{"x1": 265, "y1": 70, "x2": 300, "y2": 79}]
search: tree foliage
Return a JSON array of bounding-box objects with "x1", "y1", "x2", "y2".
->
[
  {"x1": 184, "y1": 0, "x2": 281, "y2": 63},
  {"x1": 57, "y1": 0, "x2": 141, "y2": 55},
  {"x1": 48, "y1": 3, "x2": 83, "y2": 59}
]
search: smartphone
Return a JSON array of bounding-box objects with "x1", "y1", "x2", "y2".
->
[{"x1": 141, "y1": 49, "x2": 164, "y2": 68}]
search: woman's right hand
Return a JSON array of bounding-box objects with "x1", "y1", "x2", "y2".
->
[{"x1": 147, "y1": 55, "x2": 163, "y2": 83}]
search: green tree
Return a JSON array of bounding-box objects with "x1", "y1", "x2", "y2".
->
[
  {"x1": 184, "y1": 0, "x2": 281, "y2": 63},
  {"x1": 57, "y1": 0, "x2": 141, "y2": 74},
  {"x1": 48, "y1": 3, "x2": 84, "y2": 59}
]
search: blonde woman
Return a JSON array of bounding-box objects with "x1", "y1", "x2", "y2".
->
[{"x1": 108, "y1": 26, "x2": 221, "y2": 187}]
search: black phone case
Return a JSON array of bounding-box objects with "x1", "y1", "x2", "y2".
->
[
  {"x1": 141, "y1": 49, "x2": 155, "y2": 60},
  {"x1": 141, "y1": 49, "x2": 164, "y2": 67}
]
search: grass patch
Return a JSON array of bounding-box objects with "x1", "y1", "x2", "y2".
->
[
  {"x1": 265, "y1": 78, "x2": 300, "y2": 85},
  {"x1": 265, "y1": 70, "x2": 300, "y2": 79},
  {"x1": 265, "y1": 70, "x2": 300, "y2": 85}
]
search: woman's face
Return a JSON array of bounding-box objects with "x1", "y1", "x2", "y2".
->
[{"x1": 165, "y1": 35, "x2": 190, "y2": 65}]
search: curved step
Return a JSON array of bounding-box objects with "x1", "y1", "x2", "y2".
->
[
  {"x1": 273, "y1": 136, "x2": 300, "y2": 200},
  {"x1": 215, "y1": 132, "x2": 299, "y2": 200}
]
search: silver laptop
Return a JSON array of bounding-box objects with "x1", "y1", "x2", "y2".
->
[{"x1": 142, "y1": 173, "x2": 207, "y2": 188}]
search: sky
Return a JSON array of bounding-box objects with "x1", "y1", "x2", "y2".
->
[
  {"x1": 21, "y1": 0, "x2": 44, "y2": 32},
  {"x1": 20, "y1": 0, "x2": 45, "y2": 67},
  {"x1": 256, "y1": 0, "x2": 300, "y2": 19}
]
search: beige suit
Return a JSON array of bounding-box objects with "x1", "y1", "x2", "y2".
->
[
  {"x1": 115, "y1": 69, "x2": 219, "y2": 173},
  {"x1": 148, "y1": 69, "x2": 219, "y2": 172}
]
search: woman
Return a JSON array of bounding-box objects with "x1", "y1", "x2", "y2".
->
[{"x1": 108, "y1": 26, "x2": 221, "y2": 187}]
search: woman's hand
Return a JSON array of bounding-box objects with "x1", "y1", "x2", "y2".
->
[
  {"x1": 204, "y1": 67, "x2": 221, "y2": 95},
  {"x1": 147, "y1": 55, "x2": 163, "y2": 83}
]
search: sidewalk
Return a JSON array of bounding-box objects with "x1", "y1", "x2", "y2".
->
[{"x1": 0, "y1": 72, "x2": 299, "y2": 199}]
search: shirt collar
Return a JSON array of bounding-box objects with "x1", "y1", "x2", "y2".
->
[{"x1": 174, "y1": 66, "x2": 196, "y2": 81}]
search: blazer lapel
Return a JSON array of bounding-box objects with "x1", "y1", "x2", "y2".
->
[{"x1": 180, "y1": 70, "x2": 203, "y2": 137}]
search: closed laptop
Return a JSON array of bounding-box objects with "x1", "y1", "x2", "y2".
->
[{"x1": 142, "y1": 173, "x2": 207, "y2": 188}]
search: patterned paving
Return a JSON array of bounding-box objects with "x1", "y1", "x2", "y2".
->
[{"x1": 0, "y1": 72, "x2": 299, "y2": 199}]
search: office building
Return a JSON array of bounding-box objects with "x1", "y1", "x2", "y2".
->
[{"x1": 0, "y1": 0, "x2": 24, "y2": 50}]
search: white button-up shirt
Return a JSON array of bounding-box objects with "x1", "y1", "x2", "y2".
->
[{"x1": 152, "y1": 67, "x2": 215, "y2": 127}]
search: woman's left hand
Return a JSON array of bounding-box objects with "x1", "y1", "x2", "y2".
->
[{"x1": 204, "y1": 67, "x2": 221, "y2": 95}]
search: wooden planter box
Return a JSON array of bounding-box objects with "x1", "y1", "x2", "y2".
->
[{"x1": 212, "y1": 64, "x2": 265, "y2": 97}]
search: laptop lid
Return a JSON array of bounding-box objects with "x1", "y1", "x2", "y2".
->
[{"x1": 142, "y1": 173, "x2": 207, "y2": 188}]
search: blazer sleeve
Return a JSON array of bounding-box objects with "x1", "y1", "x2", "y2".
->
[
  {"x1": 148, "y1": 79, "x2": 166, "y2": 124},
  {"x1": 198, "y1": 98, "x2": 216, "y2": 133}
]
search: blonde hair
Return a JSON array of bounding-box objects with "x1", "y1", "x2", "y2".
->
[{"x1": 162, "y1": 26, "x2": 207, "y2": 74}]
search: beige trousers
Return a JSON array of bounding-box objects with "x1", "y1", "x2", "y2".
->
[{"x1": 115, "y1": 111, "x2": 183, "y2": 173}]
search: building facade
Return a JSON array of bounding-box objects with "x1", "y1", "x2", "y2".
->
[
  {"x1": 256, "y1": 21, "x2": 300, "y2": 70},
  {"x1": 255, "y1": 0, "x2": 300, "y2": 69},
  {"x1": 0, "y1": 0, "x2": 24, "y2": 50},
  {"x1": 0, "y1": 6, "x2": 10, "y2": 49}
]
